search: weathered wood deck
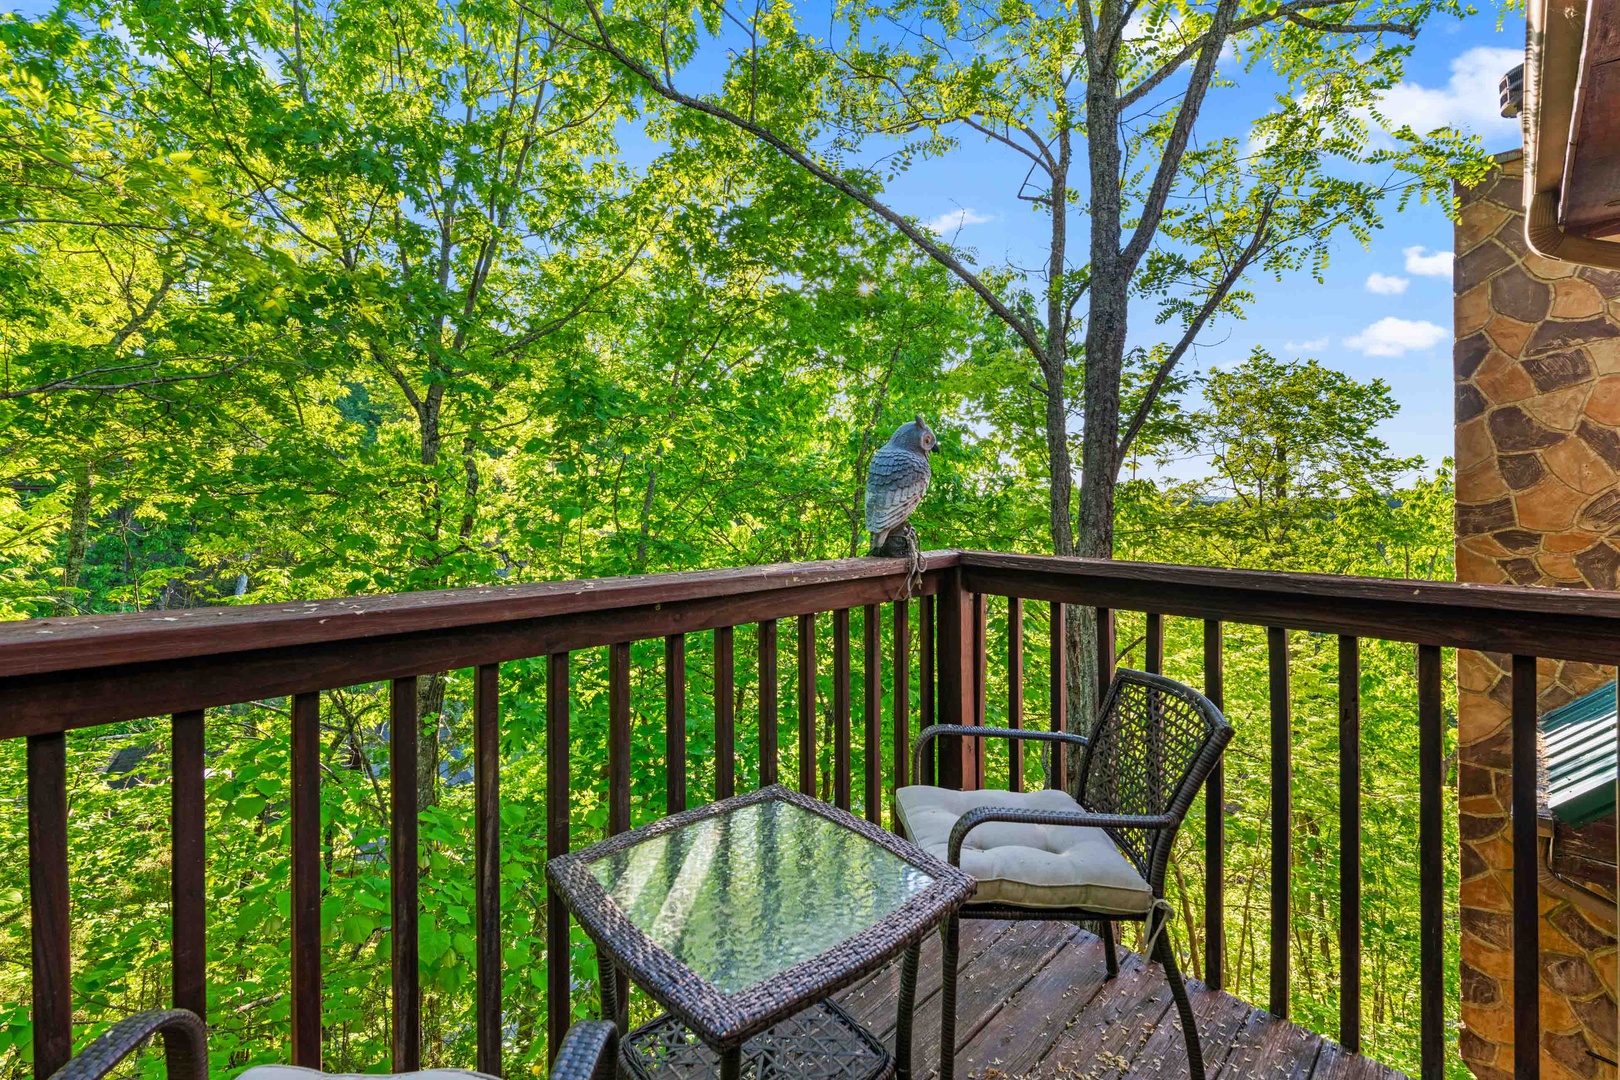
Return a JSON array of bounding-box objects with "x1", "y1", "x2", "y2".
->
[{"x1": 833, "y1": 921, "x2": 1408, "y2": 1080}]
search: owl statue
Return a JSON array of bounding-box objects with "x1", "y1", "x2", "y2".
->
[{"x1": 865, "y1": 415, "x2": 937, "y2": 559}]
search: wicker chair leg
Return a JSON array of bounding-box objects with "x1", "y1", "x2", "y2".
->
[
  {"x1": 1153, "y1": 925, "x2": 1205, "y2": 1080},
  {"x1": 1099, "y1": 920, "x2": 1119, "y2": 980},
  {"x1": 895, "y1": 940, "x2": 922, "y2": 1080},
  {"x1": 939, "y1": 917, "x2": 960, "y2": 1080}
]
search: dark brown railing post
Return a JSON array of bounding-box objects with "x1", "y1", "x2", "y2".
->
[
  {"x1": 171, "y1": 710, "x2": 206, "y2": 1021},
  {"x1": 937, "y1": 567, "x2": 976, "y2": 790},
  {"x1": 1096, "y1": 608, "x2": 1115, "y2": 712},
  {"x1": 1202, "y1": 620, "x2": 1223, "y2": 991},
  {"x1": 1145, "y1": 612, "x2": 1163, "y2": 675},
  {"x1": 715, "y1": 627, "x2": 736, "y2": 801},
  {"x1": 833, "y1": 608, "x2": 852, "y2": 811},
  {"x1": 1511, "y1": 654, "x2": 1540, "y2": 1079},
  {"x1": 919, "y1": 594, "x2": 935, "y2": 749},
  {"x1": 1338, "y1": 637, "x2": 1361, "y2": 1053},
  {"x1": 863, "y1": 603, "x2": 882, "y2": 824},
  {"x1": 28, "y1": 730, "x2": 70, "y2": 1080},
  {"x1": 474, "y1": 664, "x2": 502, "y2": 1078},
  {"x1": 547, "y1": 652, "x2": 572, "y2": 1063},
  {"x1": 389, "y1": 678, "x2": 420, "y2": 1072},
  {"x1": 1417, "y1": 644, "x2": 1443, "y2": 1080},
  {"x1": 1049, "y1": 602, "x2": 1066, "y2": 789},
  {"x1": 798, "y1": 614, "x2": 817, "y2": 795},
  {"x1": 973, "y1": 592, "x2": 987, "y2": 728},
  {"x1": 608, "y1": 644, "x2": 631, "y2": 835},
  {"x1": 665, "y1": 635, "x2": 687, "y2": 814},
  {"x1": 1267, "y1": 627, "x2": 1291, "y2": 1020},
  {"x1": 1007, "y1": 597, "x2": 1024, "y2": 793},
  {"x1": 758, "y1": 621, "x2": 778, "y2": 788},
  {"x1": 291, "y1": 691, "x2": 323, "y2": 1069},
  {"x1": 891, "y1": 600, "x2": 910, "y2": 827}
]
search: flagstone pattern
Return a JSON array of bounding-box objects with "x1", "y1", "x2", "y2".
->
[{"x1": 1454, "y1": 150, "x2": 1620, "y2": 1080}]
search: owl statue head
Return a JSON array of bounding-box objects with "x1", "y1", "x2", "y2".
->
[{"x1": 891, "y1": 414, "x2": 937, "y2": 455}]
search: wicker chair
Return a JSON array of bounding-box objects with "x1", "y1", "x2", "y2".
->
[
  {"x1": 47, "y1": 1009, "x2": 618, "y2": 1080},
  {"x1": 897, "y1": 669, "x2": 1232, "y2": 1080}
]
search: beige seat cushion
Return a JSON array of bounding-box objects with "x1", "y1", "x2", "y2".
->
[
  {"x1": 242, "y1": 1070, "x2": 496, "y2": 1080},
  {"x1": 894, "y1": 785, "x2": 1154, "y2": 914}
]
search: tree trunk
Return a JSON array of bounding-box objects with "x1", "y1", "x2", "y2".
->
[
  {"x1": 54, "y1": 463, "x2": 93, "y2": 617},
  {"x1": 417, "y1": 672, "x2": 445, "y2": 812}
]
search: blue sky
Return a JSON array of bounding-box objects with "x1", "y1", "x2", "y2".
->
[{"x1": 854, "y1": 13, "x2": 1527, "y2": 477}]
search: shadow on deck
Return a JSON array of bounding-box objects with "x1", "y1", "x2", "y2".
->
[{"x1": 832, "y1": 921, "x2": 1407, "y2": 1080}]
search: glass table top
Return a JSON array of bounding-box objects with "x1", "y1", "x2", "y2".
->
[{"x1": 586, "y1": 798, "x2": 935, "y2": 994}]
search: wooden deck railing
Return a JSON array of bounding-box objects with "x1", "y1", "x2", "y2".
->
[{"x1": 7, "y1": 550, "x2": 1618, "y2": 1080}]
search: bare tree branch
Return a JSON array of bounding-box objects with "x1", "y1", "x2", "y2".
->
[
  {"x1": 1120, "y1": 0, "x2": 1240, "y2": 269},
  {"x1": 531, "y1": 0, "x2": 1049, "y2": 361},
  {"x1": 1118, "y1": 0, "x2": 1407, "y2": 109},
  {"x1": 1114, "y1": 193, "x2": 1276, "y2": 464}
]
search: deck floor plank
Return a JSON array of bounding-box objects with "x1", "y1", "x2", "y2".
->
[
  {"x1": 951, "y1": 932, "x2": 1114, "y2": 1080},
  {"x1": 1027, "y1": 949, "x2": 1175, "y2": 1080},
  {"x1": 838, "y1": 923, "x2": 1410, "y2": 1080},
  {"x1": 907, "y1": 920, "x2": 1080, "y2": 1079}
]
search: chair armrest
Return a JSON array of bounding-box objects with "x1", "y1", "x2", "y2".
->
[
  {"x1": 913, "y1": 725, "x2": 1088, "y2": 784},
  {"x1": 551, "y1": 1021, "x2": 619, "y2": 1080},
  {"x1": 49, "y1": 1009, "x2": 207, "y2": 1080},
  {"x1": 947, "y1": 806, "x2": 1178, "y2": 865}
]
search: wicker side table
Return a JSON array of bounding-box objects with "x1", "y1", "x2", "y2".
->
[{"x1": 547, "y1": 785, "x2": 975, "y2": 1080}]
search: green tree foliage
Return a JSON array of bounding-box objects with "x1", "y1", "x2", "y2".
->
[{"x1": 0, "y1": 3, "x2": 1471, "y2": 1077}]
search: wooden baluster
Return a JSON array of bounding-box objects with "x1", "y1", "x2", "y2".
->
[
  {"x1": 1007, "y1": 597, "x2": 1024, "y2": 793},
  {"x1": 474, "y1": 664, "x2": 502, "y2": 1077},
  {"x1": 1049, "y1": 602, "x2": 1067, "y2": 790},
  {"x1": 1203, "y1": 620, "x2": 1224, "y2": 992},
  {"x1": 1267, "y1": 627, "x2": 1291, "y2": 1019},
  {"x1": 1511, "y1": 654, "x2": 1539, "y2": 1079},
  {"x1": 389, "y1": 679, "x2": 419, "y2": 1071},
  {"x1": 1338, "y1": 637, "x2": 1361, "y2": 1053},
  {"x1": 833, "y1": 608, "x2": 852, "y2": 811},
  {"x1": 547, "y1": 652, "x2": 572, "y2": 1063},
  {"x1": 973, "y1": 592, "x2": 987, "y2": 728},
  {"x1": 758, "y1": 621, "x2": 779, "y2": 788},
  {"x1": 665, "y1": 635, "x2": 686, "y2": 814},
  {"x1": 28, "y1": 731, "x2": 70, "y2": 1080},
  {"x1": 715, "y1": 627, "x2": 736, "y2": 800},
  {"x1": 863, "y1": 603, "x2": 882, "y2": 824},
  {"x1": 891, "y1": 600, "x2": 910, "y2": 829},
  {"x1": 798, "y1": 614, "x2": 817, "y2": 796},
  {"x1": 171, "y1": 710, "x2": 206, "y2": 1020},
  {"x1": 1418, "y1": 644, "x2": 1443, "y2": 1080},
  {"x1": 920, "y1": 594, "x2": 936, "y2": 729},
  {"x1": 291, "y1": 691, "x2": 323, "y2": 1068},
  {"x1": 1145, "y1": 612, "x2": 1163, "y2": 674},
  {"x1": 609, "y1": 644, "x2": 631, "y2": 835},
  {"x1": 1096, "y1": 607, "x2": 1115, "y2": 711},
  {"x1": 937, "y1": 568, "x2": 976, "y2": 790}
]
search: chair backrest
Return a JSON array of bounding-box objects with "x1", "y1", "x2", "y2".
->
[{"x1": 1075, "y1": 669, "x2": 1232, "y2": 893}]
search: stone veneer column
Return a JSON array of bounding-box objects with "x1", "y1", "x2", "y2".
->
[{"x1": 1455, "y1": 150, "x2": 1620, "y2": 1079}]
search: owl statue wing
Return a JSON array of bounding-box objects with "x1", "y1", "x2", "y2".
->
[{"x1": 864, "y1": 447, "x2": 931, "y2": 537}]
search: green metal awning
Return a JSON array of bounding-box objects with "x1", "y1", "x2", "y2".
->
[{"x1": 1542, "y1": 681, "x2": 1619, "y2": 827}]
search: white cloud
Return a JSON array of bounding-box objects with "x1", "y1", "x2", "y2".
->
[
  {"x1": 1403, "y1": 246, "x2": 1454, "y2": 277},
  {"x1": 1344, "y1": 317, "x2": 1447, "y2": 357},
  {"x1": 925, "y1": 208, "x2": 994, "y2": 234},
  {"x1": 1365, "y1": 272, "x2": 1410, "y2": 295},
  {"x1": 1286, "y1": 337, "x2": 1330, "y2": 353},
  {"x1": 1375, "y1": 47, "x2": 1522, "y2": 139}
]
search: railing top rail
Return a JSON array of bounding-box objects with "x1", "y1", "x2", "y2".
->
[
  {"x1": 0, "y1": 552, "x2": 960, "y2": 679},
  {"x1": 959, "y1": 551, "x2": 1620, "y2": 662}
]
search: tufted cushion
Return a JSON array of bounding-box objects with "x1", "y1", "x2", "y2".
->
[
  {"x1": 894, "y1": 785, "x2": 1154, "y2": 914},
  {"x1": 242, "y1": 1070, "x2": 496, "y2": 1080}
]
